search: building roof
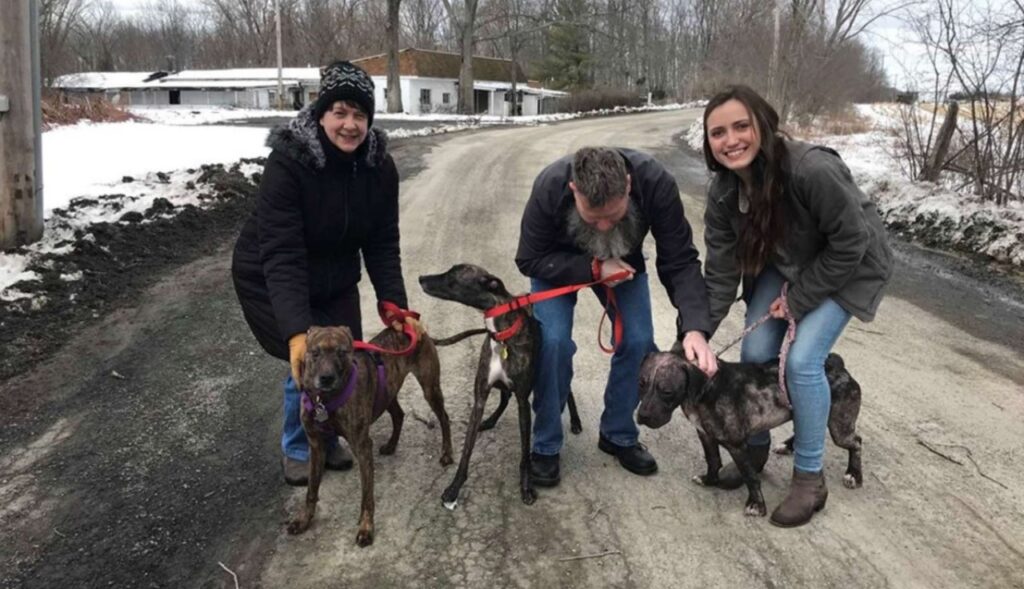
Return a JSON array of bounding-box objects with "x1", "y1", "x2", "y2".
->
[
  {"x1": 54, "y1": 72, "x2": 160, "y2": 90},
  {"x1": 353, "y1": 48, "x2": 527, "y2": 83}
]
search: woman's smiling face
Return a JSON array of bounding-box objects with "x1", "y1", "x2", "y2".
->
[
  {"x1": 319, "y1": 100, "x2": 369, "y2": 153},
  {"x1": 706, "y1": 98, "x2": 761, "y2": 173}
]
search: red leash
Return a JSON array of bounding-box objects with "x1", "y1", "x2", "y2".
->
[
  {"x1": 483, "y1": 269, "x2": 632, "y2": 353},
  {"x1": 351, "y1": 301, "x2": 420, "y2": 356}
]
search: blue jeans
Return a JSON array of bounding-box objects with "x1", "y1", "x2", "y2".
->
[
  {"x1": 282, "y1": 374, "x2": 339, "y2": 461},
  {"x1": 740, "y1": 266, "x2": 852, "y2": 473},
  {"x1": 531, "y1": 273, "x2": 658, "y2": 455}
]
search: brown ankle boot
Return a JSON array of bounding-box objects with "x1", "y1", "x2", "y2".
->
[
  {"x1": 716, "y1": 444, "x2": 770, "y2": 490},
  {"x1": 770, "y1": 469, "x2": 828, "y2": 527}
]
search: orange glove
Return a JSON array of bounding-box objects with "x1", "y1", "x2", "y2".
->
[{"x1": 288, "y1": 333, "x2": 307, "y2": 385}]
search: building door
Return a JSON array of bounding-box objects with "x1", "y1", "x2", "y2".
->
[
  {"x1": 169, "y1": 90, "x2": 181, "y2": 105},
  {"x1": 473, "y1": 89, "x2": 489, "y2": 114}
]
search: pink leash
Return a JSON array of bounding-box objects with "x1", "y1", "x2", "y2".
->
[{"x1": 714, "y1": 283, "x2": 796, "y2": 409}]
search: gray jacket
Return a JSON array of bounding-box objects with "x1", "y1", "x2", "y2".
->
[{"x1": 704, "y1": 140, "x2": 893, "y2": 335}]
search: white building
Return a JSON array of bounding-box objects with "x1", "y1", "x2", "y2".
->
[{"x1": 55, "y1": 49, "x2": 567, "y2": 117}]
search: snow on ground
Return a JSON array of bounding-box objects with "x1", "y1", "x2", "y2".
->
[
  {"x1": 1, "y1": 101, "x2": 707, "y2": 301},
  {"x1": 685, "y1": 105, "x2": 1024, "y2": 268}
]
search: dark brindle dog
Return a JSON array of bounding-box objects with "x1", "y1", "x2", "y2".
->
[
  {"x1": 419, "y1": 263, "x2": 582, "y2": 509},
  {"x1": 288, "y1": 324, "x2": 454, "y2": 545},
  {"x1": 636, "y1": 349, "x2": 863, "y2": 516}
]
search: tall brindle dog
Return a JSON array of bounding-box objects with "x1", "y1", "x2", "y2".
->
[
  {"x1": 288, "y1": 324, "x2": 453, "y2": 545},
  {"x1": 419, "y1": 263, "x2": 587, "y2": 509}
]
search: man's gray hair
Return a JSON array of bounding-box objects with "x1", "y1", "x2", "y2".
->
[{"x1": 571, "y1": 147, "x2": 628, "y2": 207}]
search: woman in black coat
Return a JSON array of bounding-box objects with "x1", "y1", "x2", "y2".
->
[{"x1": 232, "y1": 61, "x2": 412, "y2": 485}]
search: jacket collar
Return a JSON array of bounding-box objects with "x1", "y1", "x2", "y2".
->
[{"x1": 265, "y1": 104, "x2": 388, "y2": 170}]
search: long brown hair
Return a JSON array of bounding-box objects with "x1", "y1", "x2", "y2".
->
[{"x1": 702, "y1": 85, "x2": 789, "y2": 275}]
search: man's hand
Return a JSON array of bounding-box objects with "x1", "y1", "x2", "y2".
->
[
  {"x1": 768, "y1": 297, "x2": 786, "y2": 319},
  {"x1": 598, "y1": 257, "x2": 635, "y2": 288},
  {"x1": 681, "y1": 330, "x2": 718, "y2": 377},
  {"x1": 288, "y1": 333, "x2": 307, "y2": 386}
]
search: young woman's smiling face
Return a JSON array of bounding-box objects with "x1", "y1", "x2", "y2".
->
[
  {"x1": 705, "y1": 99, "x2": 761, "y2": 174},
  {"x1": 319, "y1": 100, "x2": 368, "y2": 153}
]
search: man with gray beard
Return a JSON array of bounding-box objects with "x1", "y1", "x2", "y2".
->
[{"x1": 516, "y1": 147, "x2": 717, "y2": 486}]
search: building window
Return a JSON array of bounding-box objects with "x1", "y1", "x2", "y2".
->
[
  {"x1": 420, "y1": 89, "x2": 431, "y2": 105},
  {"x1": 383, "y1": 88, "x2": 388, "y2": 100},
  {"x1": 442, "y1": 93, "x2": 450, "y2": 104}
]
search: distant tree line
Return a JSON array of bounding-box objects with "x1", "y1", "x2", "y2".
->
[{"x1": 43, "y1": 0, "x2": 896, "y2": 118}]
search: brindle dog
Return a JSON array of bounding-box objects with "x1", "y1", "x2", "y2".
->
[
  {"x1": 288, "y1": 324, "x2": 454, "y2": 545},
  {"x1": 636, "y1": 349, "x2": 863, "y2": 517},
  {"x1": 418, "y1": 264, "x2": 541, "y2": 508}
]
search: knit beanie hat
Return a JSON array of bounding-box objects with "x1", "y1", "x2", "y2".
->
[{"x1": 314, "y1": 61, "x2": 375, "y2": 127}]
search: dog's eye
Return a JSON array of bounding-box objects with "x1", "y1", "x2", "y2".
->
[{"x1": 310, "y1": 349, "x2": 321, "y2": 359}]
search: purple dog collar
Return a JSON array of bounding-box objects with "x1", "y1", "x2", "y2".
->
[
  {"x1": 301, "y1": 361, "x2": 390, "y2": 424},
  {"x1": 301, "y1": 363, "x2": 359, "y2": 419}
]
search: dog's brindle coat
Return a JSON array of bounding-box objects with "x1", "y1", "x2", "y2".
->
[
  {"x1": 418, "y1": 264, "x2": 548, "y2": 508},
  {"x1": 636, "y1": 350, "x2": 863, "y2": 516},
  {"x1": 288, "y1": 325, "x2": 454, "y2": 545}
]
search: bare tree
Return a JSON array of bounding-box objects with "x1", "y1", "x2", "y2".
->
[
  {"x1": 40, "y1": 0, "x2": 92, "y2": 81},
  {"x1": 441, "y1": 0, "x2": 480, "y2": 113}
]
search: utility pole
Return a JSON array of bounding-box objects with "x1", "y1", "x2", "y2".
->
[
  {"x1": 275, "y1": 0, "x2": 284, "y2": 110},
  {"x1": 1, "y1": 0, "x2": 44, "y2": 249}
]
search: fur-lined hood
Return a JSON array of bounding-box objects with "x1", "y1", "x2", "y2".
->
[{"x1": 265, "y1": 104, "x2": 389, "y2": 171}]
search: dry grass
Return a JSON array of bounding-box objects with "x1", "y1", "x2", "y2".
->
[
  {"x1": 42, "y1": 92, "x2": 139, "y2": 129},
  {"x1": 785, "y1": 106, "x2": 874, "y2": 139}
]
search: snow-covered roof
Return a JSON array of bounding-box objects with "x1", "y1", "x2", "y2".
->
[
  {"x1": 167, "y1": 68, "x2": 320, "y2": 82},
  {"x1": 54, "y1": 72, "x2": 160, "y2": 90}
]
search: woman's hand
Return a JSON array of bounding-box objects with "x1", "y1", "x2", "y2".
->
[
  {"x1": 769, "y1": 297, "x2": 787, "y2": 319},
  {"x1": 392, "y1": 315, "x2": 423, "y2": 336}
]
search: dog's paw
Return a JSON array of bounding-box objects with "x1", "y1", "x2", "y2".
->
[
  {"x1": 439, "y1": 453, "x2": 454, "y2": 467},
  {"x1": 521, "y1": 487, "x2": 537, "y2": 505},
  {"x1": 744, "y1": 501, "x2": 768, "y2": 517},
  {"x1": 478, "y1": 419, "x2": 497, "y2": 432},
  {"x1": 356, "y1": 528, "x2": 374, "y2": 547},
  {"x1": 441, "y1": 487, "x2": 459, "y2": 510},
  {"x1": 843, "y1": 472, "x2": 862, "y2": 489},
  {"x1": 379, "y1": 443, "x2": 397, "y2": 456},
  {"x1": 692, "y1": 474, "x2": 718, "y2": 487},
  {"x1": 287, "y1": 518, "x2": 310, "y2": 535},
  {"x1": 773, "y1": 443, "x2": 794, "y2": 455},
  {"x1": 570, "y1": 421, "x2": 583, "y2": 435}
]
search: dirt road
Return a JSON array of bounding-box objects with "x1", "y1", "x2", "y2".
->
[{"x1": 2, "y1": 110, "x2": 1022, "y2": 588}]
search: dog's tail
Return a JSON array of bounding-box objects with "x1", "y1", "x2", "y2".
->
[{"x1": 432, "y1": 328, "x2": 489, "y2": 346}]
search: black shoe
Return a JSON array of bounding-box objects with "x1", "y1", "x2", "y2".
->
[
  {"x1": 283, "y1": 457, "x2": 308, "y2": 487},
  {"x1": 530, "y1": 452, "x2": 560, "y2": 487},
  {"x1": 325, "y1": 440, "x2": 354, "y2": 471},
  {"x1": 598, "y1": 434, "x2": 658, "y2": 476}
]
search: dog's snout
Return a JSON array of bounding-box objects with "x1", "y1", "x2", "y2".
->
[{"x1": 316, "y1": 373, "x2": 338, "y2": 389}]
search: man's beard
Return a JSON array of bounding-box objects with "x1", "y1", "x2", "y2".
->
[{"x1": 566, "y1": 199, "x2": 644, "y2": 260}]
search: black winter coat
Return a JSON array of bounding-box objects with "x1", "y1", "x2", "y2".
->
[
  {"x1": 232, "y1": 106, "x2": 407, "y2": 360},
  {"x1": 515, "y1": 149, "x2": 712, "y2": 338}
]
